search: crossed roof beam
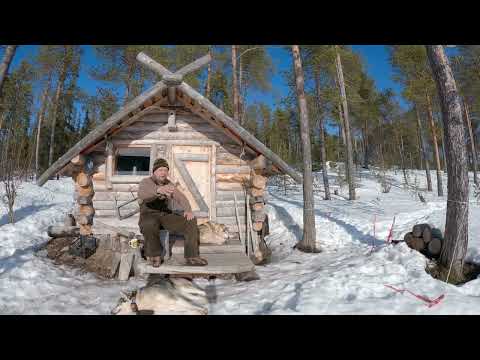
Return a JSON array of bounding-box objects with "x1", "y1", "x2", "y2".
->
[{"x1": 137, "y1": 52, "x2": 211, "y2": 104}]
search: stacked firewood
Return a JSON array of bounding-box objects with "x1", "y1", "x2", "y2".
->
[{"x1": 403, "y1": 223, "x2": 444, "y2": 258}]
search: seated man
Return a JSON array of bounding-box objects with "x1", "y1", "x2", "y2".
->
[{"x1": 138, "y1": 158, "x2": 208, "y2": 267}]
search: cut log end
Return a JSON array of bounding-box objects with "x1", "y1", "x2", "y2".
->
[
  {"x1": 253, "y1": 222, "x2": 263, "y2": 232},
  {"x1": 428, "y1": 238, "x2": 442, "y2": 256},
  {"x1": 76, "y1": 172, "x2": 92, "y2": 188},
  {"x1": 252, "y1": 174, "x2": 267, "y2": 189},
  {"x1": 412, "y1": 223, "x2": 431, "y2": 238},
  {"x1": 422, "y1": 226, "x2": 432, "y2": 244},
  {"x1": 79, "y1": 224, "x2": 93, "y2": 236},
  {"x1": 71, "y1": 154, "x2": 86, "y2": 166},
  {"x1": 252, "y1": 203, "x2": 264, "y2": 211},
  {"x1": 251, "y1": 188, "x2": 265, "y2": 197}
]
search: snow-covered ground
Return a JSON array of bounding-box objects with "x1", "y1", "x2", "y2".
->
[{"x1": 1, "y1": 167, "x2": 480, "y2": 314}]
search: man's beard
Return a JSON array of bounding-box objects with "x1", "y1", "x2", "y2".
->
[{"x1": 155, "y1": 175, "x2": 169, "y2": 185}]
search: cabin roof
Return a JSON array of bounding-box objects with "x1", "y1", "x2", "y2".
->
[{"x1": 37, "y1": 53, "x2": 302, "y2": 186}]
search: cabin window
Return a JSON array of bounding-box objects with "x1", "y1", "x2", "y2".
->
[{"x1": 115, "y1": 148, "x2": 150, "y2": 175}]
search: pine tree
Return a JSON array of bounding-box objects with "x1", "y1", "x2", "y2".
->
[
  {"x1": 426, "y1": 45, "x2": 469, "y2": 283},
  {"x1": 231, "y1": 45, "x2": 240, "y2": 122},
  {"x1": 90, "y1": 45, "x2": 169, "y2": 105},
  {"x1": 0, "y1": 45, "x2": 18, "y2": 100},
  {"x1": 335, "y1": 46, "x2": 356, "y2": 200},
  {"x1": 291, "y1": 45, "x2": 317, "y2": 253},
  {"x1": 389, "y1": 45, "x2": 444, "y2": 196},
  {"x1": 0, "y1": 59, "x2": 35, "y2": 223},
  {"x1": 48, "y1": 45, "x2": 82, "y2": 167}
]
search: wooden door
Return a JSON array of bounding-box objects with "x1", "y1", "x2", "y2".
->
[{"x1": 169, "y1": 145, "x2": 215, "y2": 221}]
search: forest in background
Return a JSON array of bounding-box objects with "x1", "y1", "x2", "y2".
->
[{"x1": 0, "y1": 45, "x2": 478, "y2": 190}]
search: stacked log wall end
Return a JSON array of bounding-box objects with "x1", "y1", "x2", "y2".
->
[
  {"x1": 79, "y1": 225, "x2": 93, "y2": 236},
  {"x1": 250, "y1": 155, "x2": 267, "y2": 171},
  {"x1": 252, "y1": 202, "x2": 264, "y2": 212},
  {"x1": 251, "y1": 187, "x2": 265, "y2": 197},
  {"x1": 251, "y1": 175, "x2": 267, "y2": 190},
  {"x1": 252, "y1": 209, "x2": 266, "y2": 223},
  {"x1": 253, "y1": 222, "x2": 264, "y2": 232},
  {"x1": 71, "y1": 154, "x2": 86, "y2": 167},
  {"x1": 78, "y1": 195, "x2": 94, "y2": 205},
  {"x1": 76, "y1": 184, "x2": 95, "y2": 197}
]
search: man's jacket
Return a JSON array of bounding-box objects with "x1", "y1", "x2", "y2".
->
[{"x1": 137, "y1": 176, "x2": 192, "y2": 214}]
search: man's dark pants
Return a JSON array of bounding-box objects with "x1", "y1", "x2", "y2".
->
[{"x1": 139, "y1": 211, "x2": 200, "y2": 259}]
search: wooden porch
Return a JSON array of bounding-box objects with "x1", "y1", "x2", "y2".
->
[
  {"x1": 136, "y1": 243, "x2": 254, "y2": 276},
  {"x1": 92, "y1": 219, "x2": 255, "y2": 278}
]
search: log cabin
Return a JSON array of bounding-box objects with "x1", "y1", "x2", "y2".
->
[{"x1": 37, "y1": 52, "x2": 302, "y2": 279}]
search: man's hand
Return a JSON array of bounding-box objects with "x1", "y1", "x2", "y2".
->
[
  {"x1": 156, "y1": 184, "x2": 175, "y2": 197},
  {"x1": 184, "y1": 211, "x2": 194, "y2": 221}
]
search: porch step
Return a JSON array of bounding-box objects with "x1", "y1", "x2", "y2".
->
[{"x1": 136, "y1": 252, "x2": 255, "y2": 275}]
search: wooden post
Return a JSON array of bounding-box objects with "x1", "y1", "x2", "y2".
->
[
  {"x1": 106, "y1": 141, "x2": 113, "y2": 190},
  {"x1": 168, "y1": 87, "x2": 176, "y2": 105},
  {"x1": 233, "y1": 193, "x2": 245, "y2": 251},
  {"x1": 210, "y1": 144, "x2": 216, "y2": 222},
  {"x1": 167, "y1": 110, "x2": 177, "y2": 131},
  {"x1": 149, "y1": 143, "x2": 158, "y2": 175}
]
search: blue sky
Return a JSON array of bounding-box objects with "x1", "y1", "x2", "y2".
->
[
  {"x1": 5, "y1": 45, "x2": 408, "y2": 118},
  {"x1": 244, "y1": 45, "x2": 411, "y2": 111}
]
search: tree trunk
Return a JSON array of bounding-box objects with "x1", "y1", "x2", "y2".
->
[
  {"x1": 363, "y1": 117, "x2": 369, "y2": 168},
  {"x1": 314, "y1": 70, "x2": 331, "y2": 200},
  {"x1": 441, "y1": 128, "x2": 447, "y2": 171},
  {"x1": 48, "y1": 48, "x2": 69, "y2": 167},
  {"x1": 263, "y1": 108, "x2": 269, "y2": 146},
  {"x1": 398, "y1": 134, "x2": 409, "y2": 185},
  {"x1": 416, "y1": 119, "x2": 423, "y2": 170},
  {"x1": 291, "y1": 45, "x2": 317, "y2": 252},
  {"x1": 416, "y1": 105, "x2": 432, "y2": 191},
  {"x1": 205, "y1": 47, "x2": 212, "y2": 100},
  {"x1": 426, "y1": 92, "x2": 444, "y2": 196},
  {"x1": 464, "y1": 100, "x2": 478, "y2": 186},
  {"x1": 123, "y1": 61, "x2": 134, "y2": 105},
  {"x1": 35, "y1": 75, "x2": 52, "y2": 178},
  {"x1": 335, "y1": 46, "x2": 355, "y2": 200},
  {"x1": 0, "y1": 45, "x2": 18, "y2": 97},
  {"x1": 426, "y1": 45, "x2": 469, "y2": 283},
  {"x1": 238, "y1": 54, "x2": 244, "y2": 125},
  {"x1": 231, "y1": 45, "x2": 240, "y2": 122}
]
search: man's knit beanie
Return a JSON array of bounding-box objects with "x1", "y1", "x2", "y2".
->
[{"x1": 152, "y1": 158, "x2": 169, "y2": 172}]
